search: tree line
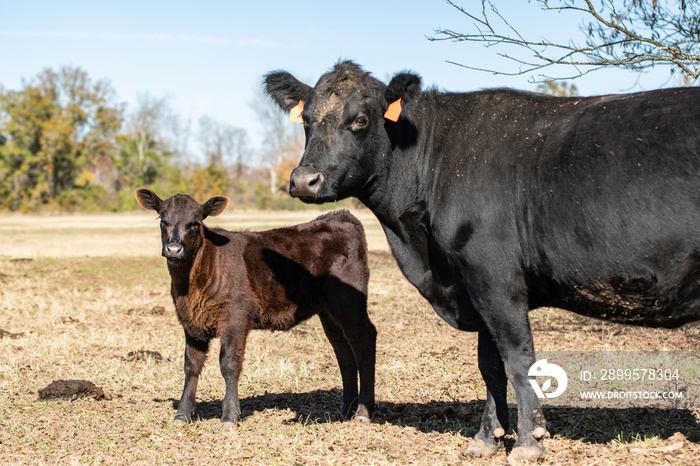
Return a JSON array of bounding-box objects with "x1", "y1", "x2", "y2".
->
[
  {"x1": 4, "y1": 2, "x2": 695, "y2": 213},
  {"x1": 0, "y1": 66, "x2": 313, "y2": 213},
  {"x1": 0, "y1": 66, "x2": 584, "y2": 214}
]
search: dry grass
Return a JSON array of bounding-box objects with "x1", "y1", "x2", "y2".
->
[{"x1": 1, "y1": 210, "x2": 699, "y2": 465}]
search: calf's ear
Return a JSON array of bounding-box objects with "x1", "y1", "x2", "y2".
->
[
  {"x1": 202, "y1": 196, "x2": 229, "y2": 219},
  {"x1": 264, "y1": 71, "x2": 312, "y2": 112},
  {"x1": 386, "y1": 72, "x2": 422, "y2": 106},
  {"x1": 134, "y1": 188, "x2": 163, "y2": 213}
]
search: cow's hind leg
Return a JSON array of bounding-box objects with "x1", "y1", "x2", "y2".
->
[
  {"x1": 465, "y1": 330, "x2": 509, "y2": 458},
  {"x1": 175, "y1": 333, "x2": 210, "y2": 424},
  {"x1": 318, "y1": 310, "x2": 376, "y2": 422}
]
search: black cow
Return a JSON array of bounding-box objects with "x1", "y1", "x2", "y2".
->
[{"x1": 265, "y1": 61, "x2": 700, "y2": 462}]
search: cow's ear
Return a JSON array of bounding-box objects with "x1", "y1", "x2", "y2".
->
[
  {"x1": 135, "y1": 188, "x2": 163, "y2": 213},
  {"x1": 386, "y1": 72, "x2": 422, "y2": 106},
  {"x1": 264, "y1": 71, "x2": 312, "y2": 112},
  {"x1": 202, "y1": 196, "x2": 229, "y2": 219}
]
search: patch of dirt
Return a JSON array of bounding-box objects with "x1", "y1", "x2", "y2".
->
[
  {"x1": 38, "y1": 380, "x2": 111, "y2": 401},
  {"x1": 123, "y1": 350, "x2": 164, "y2": 363},
  {"x1": 55, "y1": 316, "x2": 81, "y2": 324},
  {"x1": 126, "y1": 305, "x2": 167, "y2": 316}
]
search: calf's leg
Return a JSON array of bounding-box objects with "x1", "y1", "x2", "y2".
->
[
  {"x1": 321, "y1": 296, "x2": 376, "y2": 422},
  {"x1": 318, "y1": 312, "x2": 362, "y2": 419},
  {"x1": 342, "y1": 317, "x2": 376, "y2": 422},
  {"x1": 175, "y1": 334, "x2": 210, "y2": 423},
  {"x1": 219, "y1": 325, "x2": 248, "y2": 427}
]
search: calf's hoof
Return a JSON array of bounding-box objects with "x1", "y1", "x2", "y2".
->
[
  {"x1": 352, "y1": 413, "x2": 371, "y2": 424},
  {"x1": 173, "y1": 414, "x2": 189, "y2": 425},
  {"x1": 220, "y1": 420, "x2": 237, "y2": 430},
  {"x1": 464, "y1": 436, "x2": 503, "y2": 458}
]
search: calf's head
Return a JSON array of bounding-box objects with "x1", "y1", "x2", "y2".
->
[
  {"x1": 135, "y1": 189, "x2": 229, "y2": 262},
  {"x1": 264, "y1": 61, "x2": 422, "y2": 204}
]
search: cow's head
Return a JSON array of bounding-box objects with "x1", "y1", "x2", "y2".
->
[
  {"x1": 135, "y1": 188, "x2": 229, "y2": 262},
  {"x1": 264, "y1": 61, "x2": 422, "y2": 204}
]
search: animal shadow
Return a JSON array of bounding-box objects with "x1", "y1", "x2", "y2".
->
[{"x1": 162, "y1": 391, "x2": 700, "y2": 445}]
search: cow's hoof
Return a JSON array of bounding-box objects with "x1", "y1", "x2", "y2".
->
[
  {"x1": 173, "y1": 415, "x2": 188, "y2": 425},
  {"x1": 464, "y1": 437, "x2": 503, "y2": 458},
  {"x1": 507, "y1": 442, "x2": 545, "y2": 464},
  {"x1": 220, "y1": 421, "x2": 236, "y2": 430},
  {"x1": 352, "y1": 414, "x2": 371, "y2": 424}
]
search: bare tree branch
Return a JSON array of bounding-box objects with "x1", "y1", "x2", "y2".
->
[{"x1": 430, "y1": 0, "x2": 700, "y2": 81}]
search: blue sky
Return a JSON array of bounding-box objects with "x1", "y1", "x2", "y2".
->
[{"x1": 2, "y1": 1, "x2": 678, "y2": 156}]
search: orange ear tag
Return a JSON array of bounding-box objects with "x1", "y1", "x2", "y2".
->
[
  {"x1": 289, "y1": 100, "x2": 304, "y2": 123},
  {"x1": 384, "y1": 98, "x2": 402, "y2": 122}
]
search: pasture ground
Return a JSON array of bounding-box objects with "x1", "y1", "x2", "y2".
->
[{"x1": 1, "y1": 209, "x2": 699, "y2": 465}]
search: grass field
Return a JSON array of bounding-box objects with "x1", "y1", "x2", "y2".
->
[{"x1": 1, "y1": 209, "x2": 699, "y2": 465}]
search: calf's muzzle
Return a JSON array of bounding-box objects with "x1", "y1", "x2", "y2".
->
[
  {"x1": 163, "y1": 242, "x2": 184, "y2": 260},
  {"x1": 290, "y1": 166, "x2": 324, "y2": 199}
]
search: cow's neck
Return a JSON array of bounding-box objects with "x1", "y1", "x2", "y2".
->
[
  {"x1": 362, "y1": 112, "x2": 438, "y2": 236},
  {"x1": 358, "y1": 106, "x2": 470, "y2": 330}
]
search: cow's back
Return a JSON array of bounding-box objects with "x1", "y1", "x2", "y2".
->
[{"x1": 430, "y1": 88, "x2": 700, "y2": 327}]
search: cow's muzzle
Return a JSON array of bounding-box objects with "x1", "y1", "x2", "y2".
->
[
  {"x1": 162, "y1": 242, "x2": 185, "y2": 261},
  {"x1": 289, "y1": 167, "x2": 324, "y2": 199}
]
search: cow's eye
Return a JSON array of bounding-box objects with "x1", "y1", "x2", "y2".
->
[
  {"x1": 160, "y1": 220, "x2": 169, "y2": 228},
  {"x1": 354, "y1": 116, "x2": 368, "y2": 127},
  {"x1": 188, "y1": 222, "x2": 199, "y2": 230}
]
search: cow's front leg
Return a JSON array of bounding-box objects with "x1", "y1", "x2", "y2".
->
[
  {"x1": 465, "y1": 330, "x2": 509, "y2": 457},
  {"x1": 503, "y1": 348, "x2": 547, "y2": 462},
  {"x1": 478, "y1": 301, "x2": 547, "y2": 462},
  {"x1": 219, "y1": 325, "x2": 248, "y2": 428},
  {"x1": 175, "y1": 334, "x2": 210, "y2": 424}
]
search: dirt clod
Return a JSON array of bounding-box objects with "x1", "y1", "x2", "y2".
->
[{"x1": 38, "y1": 379, "x2": 110, "y2": 401}]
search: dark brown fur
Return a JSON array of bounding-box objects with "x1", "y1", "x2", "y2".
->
[{"x1": 135, "y1": 189, "x2": 376, "y2": 426}]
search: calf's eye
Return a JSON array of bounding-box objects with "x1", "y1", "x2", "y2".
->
[{"x1": 354, "y1": 116, "x2": 368, "y2": 127}]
